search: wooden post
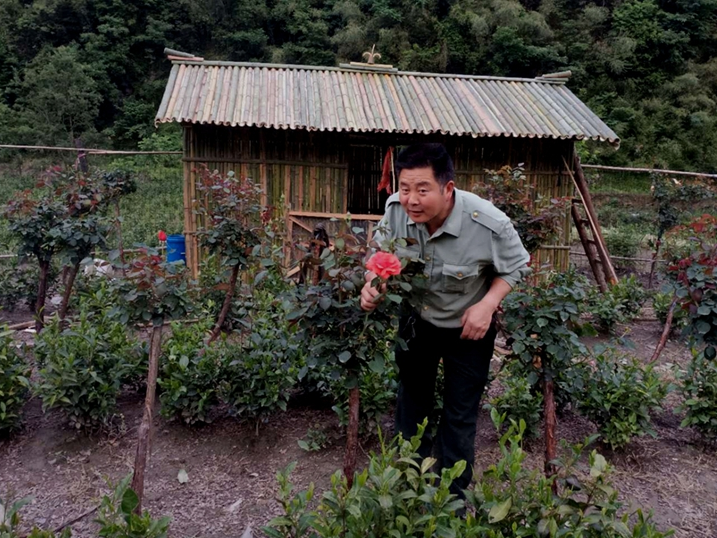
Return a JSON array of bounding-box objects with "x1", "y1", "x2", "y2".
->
[
  {"x1": 131, "y1": 324, "x2": 164, "y2": 512},
  {"x1": 344, "y1": 386, "x2": 360, "y2": 488}
]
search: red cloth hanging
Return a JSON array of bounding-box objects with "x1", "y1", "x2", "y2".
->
[{"x1": 377, "y1": 147, "x2": 393, "y2": 194}]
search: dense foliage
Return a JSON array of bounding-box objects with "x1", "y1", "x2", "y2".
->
[
  {"x1": 264, "y1": 416, "x2": 672, "y2": 537},
  {"x1": 2, "y1": 0, "x2": 717, "y2": 171},
  {"x1": 0, "y1": 327, "x2": 30, "y2": 435}
]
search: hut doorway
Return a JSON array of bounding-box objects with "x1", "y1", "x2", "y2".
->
[{"x1": 347, "y1": 144, "x2": 390, "y2": 215}]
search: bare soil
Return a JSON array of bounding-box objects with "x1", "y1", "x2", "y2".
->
[{"x1": 1, "y1": 320, "x2": 716, "y2": 538}]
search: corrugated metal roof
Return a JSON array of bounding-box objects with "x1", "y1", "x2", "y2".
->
[{"x1": 156, "y1": 60, "x2": 619, "y2": 147}]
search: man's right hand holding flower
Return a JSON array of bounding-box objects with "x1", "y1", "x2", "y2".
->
[{"x1": 360, "y1": 270, "x2": 382, "y2": 311}]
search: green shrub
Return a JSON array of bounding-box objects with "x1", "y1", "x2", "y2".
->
[
  {"x1": 264, "y1": 422, "x2": 466, "y2": 538},
  {"x1": 94, "y1": 474, "x2": 171, "y2": 538},
  {"x1": 588, "y1": 275, "x2": 648, "y2": 332},
  {"x1": 264, "y1": 416, "x2": 673, "y2": 537},
  {"x1": 221, "y1": 292, "x2": 299, "y2": 429},
  {"x1": 158, "y1": 319, "x2": 223, "y2": 425},
  {"x1": 0, "y1": 260, "x2": 41, "y2": 311},
  {"x1": 577, "y1": 350, "x2": 668, "y2": 449},
  {"x1": 0, "y1": 328, "x2": 30, "y2": 435},
  {"x1": 0, "y1": 495, "x2": 71, "y2": 538},
  {"x1": 467, "y1": 412, "x2": 672, "y2": 537},
  {"x1": 603, "y1": 226, "x2": 642, "y2": 267},
  {"x1": 677, "y1": 348, "x2": 717, "y2": 440},
  {"x1": 485, "y1": 373, "x2": 543, "y2": 438},
  {"x1": 35, "y1": 308, "x2": 146, "y2": 430}
]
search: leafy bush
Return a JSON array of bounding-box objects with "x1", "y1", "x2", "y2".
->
[
  {"x1": 94, "y1": 474, "x2": 171, "y2": 538},
  {"x1": 0, "y1": 260, "x2": 43, "y2": 311},
  {"x1": 0, "y1": 495, "x2": 70, "y2": 538},
  {"x1": 330, "y1": 364, "x2": 398, "y2": 436},
  {"x1": 264, "y1": 422, "x2": 466, "y2": 538},
  {"x1": 35, "y1": 308, "x2": 147, "y2": 430},
  {"x1": 485, "y1": 373, "x2": 543, "y2": 439},
  {"x1": 467, "y1": 412, "x2": 672, "y2": 537},
  {"x1": 676, "y1": 348, "x2": 717, "y2": 440},
  {"x1": 221, "y1": 291, "x2": 300, "y2": 429},
  {"x1": 158, "y1": 319, "x2": 223, "y2": 425},
  {"x1": 588, "y1": 275, "x2": 648, "y2": 332},
  {"x1": 0, "y1": 328, "x2": 30, "y2": 435},
  {"x1": 577, "y1": 350, "x2": 668, "y2": 449},
  {"x1": 603, "y1": 226, "x2": 642, "y2": 268},
  {"x1": 264, "y1": 416, "x2": 673, "y2": 537}
]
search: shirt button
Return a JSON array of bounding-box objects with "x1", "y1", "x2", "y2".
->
[
  {"x1": 423, "y1": 305, "x2": 429, "y2": 311},
  {"x1": 473, "y1": 211, "x2": 479, "y2": 217},
  {"x1": 457, "y1": 272, "x2": 463, "y2": 277},
  {"x1": 425, "y1": 256, "x2": 431, "y2": 261}
]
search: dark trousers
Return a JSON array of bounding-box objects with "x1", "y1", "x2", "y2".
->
[{"x1": 394, "y1": 314, "x2": 496, "y2": 497}]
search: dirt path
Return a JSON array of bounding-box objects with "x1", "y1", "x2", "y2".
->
[{"x1": 1, "y1": 321, "x2": 715, "y2": 537}]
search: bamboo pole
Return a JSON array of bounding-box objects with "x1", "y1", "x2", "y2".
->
[
  {"x1": 0, "y1": 144, "x2": 181, "y2": 155},
  {"x1": 581, "y1": 164, "x2": 717, "y2": 179}
]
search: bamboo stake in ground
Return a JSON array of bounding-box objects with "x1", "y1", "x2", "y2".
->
[
  {"x1": 131, "y1": 324, "x2": 164, "y2": 512},
  {"x1": 343, "y1": 386, "x2": 360, "y2": 488}
]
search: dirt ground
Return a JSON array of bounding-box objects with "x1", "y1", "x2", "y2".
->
[{"x1": 1, "y1": 319, "x2": 716, "y2": 538}]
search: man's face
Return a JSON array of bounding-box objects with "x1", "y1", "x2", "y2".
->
[{"x1": 398, "y1": 166, "x2": 454, "y2": 229}]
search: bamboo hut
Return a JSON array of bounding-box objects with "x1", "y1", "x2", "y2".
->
[{"x1": 155, "y1": 50, "x2": 619, "y2": 277}]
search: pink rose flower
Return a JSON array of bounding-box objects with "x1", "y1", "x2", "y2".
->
[{"x1": 366, "y1": 251, "x2": 402, "y2": 279}]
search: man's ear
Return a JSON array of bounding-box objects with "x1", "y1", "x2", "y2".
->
[{"x1": 443, "y1": 180, "x2": 455, "y2": 198}]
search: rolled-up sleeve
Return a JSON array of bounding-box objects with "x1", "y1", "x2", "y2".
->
[{"x1": 491, "y1": 220, "x2": 531, "y2": 288}]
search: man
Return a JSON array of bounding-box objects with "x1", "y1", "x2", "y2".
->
[{"x1": 360, "y1": 143, "x2": 530, "y2": 497}]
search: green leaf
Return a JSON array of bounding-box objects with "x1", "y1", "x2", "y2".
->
[
  {"x1": 121, "y1": 488, "x2": 139, "y2": 515},
  {"x1": 338, "y1": 351, "x2": 351, "y2": 363},
  {"x1": 488, "y1": 498, "x2": 512, "y2": 523}
]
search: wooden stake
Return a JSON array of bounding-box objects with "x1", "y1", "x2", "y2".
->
[
  {"x1": 344, "y1": 386, "x2": 360, "y2": 488},
  {"x1": 131, "y1": 324, "x2": 164, "y2": 513},
  {"x1": 650, "y1": 297, "x2": 678, "y2": 363},
  {"x1": 543, "y1": 376, "x2": 558, "y2": 494},
  {"x1": 35, "y1": 259, "x2": 50, "y2": 333}
]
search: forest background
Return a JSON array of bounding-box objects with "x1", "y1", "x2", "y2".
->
[{"x1": 1, "y1": 0, "x2": 717, "y2": 172}]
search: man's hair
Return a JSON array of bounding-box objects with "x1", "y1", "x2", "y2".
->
[{"x1": 395, "y1": 143, "x2": 455, "y2": 187}]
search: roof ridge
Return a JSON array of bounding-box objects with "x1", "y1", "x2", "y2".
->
[{"x1": 168, "y1": 59, "x2": 567, "y2": 85}]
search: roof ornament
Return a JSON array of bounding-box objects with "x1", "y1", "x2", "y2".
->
[{"x1": 362, "y1": 45, "x2": 381, "y2": 65}]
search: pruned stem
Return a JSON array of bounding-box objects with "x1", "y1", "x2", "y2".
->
[
  {"x1": 35, "y1": 259, "x2": 50, "y2": 333},
  {"x1": 650, "y1": 296, "x2": 678, "y2": 363},
  {"x1": 131, "y1": 323, "x2": 164, "y2": 513},
  {"x1": 543, "y1": 376, "x2": 558, "y2": 494},
  {"x1": 343, "y1": 385, "x2": 360, "y2": 488},
  {"x1": 58, "y1": 262, "x2": 80, "y2": 321},
  {"x1": 208, "y1": 263, "x2": 240, "y2": 343}
]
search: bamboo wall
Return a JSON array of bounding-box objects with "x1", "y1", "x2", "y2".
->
[{"x1": 182, "y1": 124, "x2": 575, "y2": 275}]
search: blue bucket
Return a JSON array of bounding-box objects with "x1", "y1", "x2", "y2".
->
[{"x1": 166, "y1": 234, "x2": 186, "y2": 264}]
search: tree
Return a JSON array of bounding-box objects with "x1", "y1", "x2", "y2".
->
[{"x1": 14, "y1": 45, "x2": 101, "y2": 145}]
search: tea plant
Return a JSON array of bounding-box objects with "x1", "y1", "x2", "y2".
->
[
  {"x1": 0, "y1": 260, "x2": 47, "y2": 311},
  {"x1": 0, "y1": 327, "x2": 30, "y2": 435},
  {"x1": 35, "y1": 308, "x2": 146, "y2": 430},
  {"x1": 264, "y1": 422, "x2": 466, "y2": 538},
  {"x1": 298, "y1": 425, "x2": 332, "y2": 452},
  {"x1": 221, "y1": 291, "x2": 300, "y2": 430},
  {"x1": 485, "y1": 373, "x2": 543, "y2": 439},
  {"x1": 465, "y1": 411, "x2": 672, "y2": 537},
  {"x1": 677, "y1": 348, "x2": 717, "y2": 440},
  {"x1": 94, "y1": 474, "x2": 171, "y2": 538},
  {"x1": 577, "y1": 349, "x2": 668, "y2": 449},
  {"x1": 158, "y1": 319, "x2": 223, "y2": 425},
  {"x1": 0, "y1": 495, "x2": 71, "y2": 538},
  {"x1": 588, "y1": 275, "x2": 648, "y2": 333}
]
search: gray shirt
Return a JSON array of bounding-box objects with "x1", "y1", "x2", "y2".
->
[{"x1": 373, "y1": 188, "x2": 531, "y2": 328}]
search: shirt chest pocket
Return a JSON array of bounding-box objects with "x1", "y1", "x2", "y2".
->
[{"x1": 442, "y1": 263, "x2": 480, "y2": 293}]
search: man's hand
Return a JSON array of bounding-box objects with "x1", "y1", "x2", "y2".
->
[
  {"x1": 460, "y1": 299, "x2": 497, "y2": 340},
  {"x1": 360, "y1": 271, "x2": 385, "y2": 311},
  {"x1": 460, "y1": 277, "x2": 512, "y2": 340}
]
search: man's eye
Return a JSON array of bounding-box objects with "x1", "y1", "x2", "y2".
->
[{"x1": 419, "y1": 189, "x2": 428, "y2": 195}]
